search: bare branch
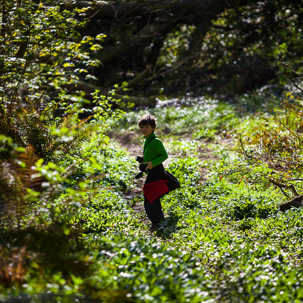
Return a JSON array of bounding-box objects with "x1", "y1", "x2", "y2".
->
[
  {"x1": 270, "y1": 178, "x2": 300, "y2": 197},
  {"x1": 282, "y1": 62, "x2": 303, "y2": 94}
]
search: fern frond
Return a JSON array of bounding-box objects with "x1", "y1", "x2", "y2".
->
[{"x1": 14, "y1": 144, "x2": 45, "y2": 191}]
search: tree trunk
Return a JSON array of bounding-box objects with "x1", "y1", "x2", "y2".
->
[{"x1": 60, "y1": 0, "x2": 292, "y2": 103}]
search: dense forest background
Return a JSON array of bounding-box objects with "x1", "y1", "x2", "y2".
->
[
  {"x1": 74, "y1": 0, "x2": 303, "y2": 104},
  {"x1": 1, "y1": 0, "x2": 303, "y2": 302}
]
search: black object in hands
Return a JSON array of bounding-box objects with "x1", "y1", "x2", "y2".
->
[
  {"x1": 136, "y1": 156, "x2": 144, "y2": 163},
  {"x1": 139, "y1": 163, "x2": 148, "y2": 172},
  {"x1": 135, "y1": 156, "x2": 147, "y2": 179}
]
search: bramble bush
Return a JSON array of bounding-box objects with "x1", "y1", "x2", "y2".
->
[{"x1": 235, "y1": 91, "x2": 303, "y2": 196}]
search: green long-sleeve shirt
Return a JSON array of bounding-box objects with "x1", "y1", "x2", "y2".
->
[{"x1": 143, "y1": 132, "x2": 168, "y2": 168}]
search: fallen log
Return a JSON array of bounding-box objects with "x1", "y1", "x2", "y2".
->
[{"x1": 279, "y1": 195, "x2": 303, "y2": 211}]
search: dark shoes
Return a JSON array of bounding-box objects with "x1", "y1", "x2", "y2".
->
[
  {"x1": 151, "y1": 218, "x2": 164, "y2": 231},
  {"x1": 151, "y1": 222, "x2": 159, "y2": 231}
]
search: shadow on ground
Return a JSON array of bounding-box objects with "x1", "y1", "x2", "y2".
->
[{"x1": 154, "y1": 211, "x2": 180, "y2": 238}]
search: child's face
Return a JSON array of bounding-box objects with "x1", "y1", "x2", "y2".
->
[{"x1": 139, "y1": 124, "x2": 155, "y2": 137}]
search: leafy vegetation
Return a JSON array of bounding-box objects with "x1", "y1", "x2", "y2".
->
[
  {"x1": 1, "y1": 1, "x2": 303, "y2": 303},
  {"x1": 3, "y1": 86, "x2": 303, "y2": 301}
]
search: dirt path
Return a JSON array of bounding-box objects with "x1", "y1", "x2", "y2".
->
[
  {"x1": 110, "y1": 130, "x2": 230, "y2": 229},
  {"x1": 110, "y1": 130, "x2": 148, "y2": 224},
  {"x1": 123, "y1": 177, "x2": 150, "y2": 226}
]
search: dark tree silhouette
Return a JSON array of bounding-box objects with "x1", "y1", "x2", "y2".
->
[{"x1": 63, "y1": 0, "x2": 303, "y2": 103}]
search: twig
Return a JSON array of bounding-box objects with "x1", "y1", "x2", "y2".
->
[
  {"x1": 239, "y1": 135, "x2": 251, "y2": 159},
  {"x1": 269, "y1": 178, "x2": 300, "y2": 197},
  {"x1": 282, "y1": 62, "x2": 303, "y2": 94},
  {"x1": 277, "y1": 119, "x2": 303, "y2": 145}
]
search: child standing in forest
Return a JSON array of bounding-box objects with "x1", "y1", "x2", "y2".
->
[{"x1": 137, "y1": 114, "x2": 169, "y2": 230}]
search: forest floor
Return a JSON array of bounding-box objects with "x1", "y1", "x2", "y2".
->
[{"x1": 111, "y1": 129, "x2": 235, "y2": 229}]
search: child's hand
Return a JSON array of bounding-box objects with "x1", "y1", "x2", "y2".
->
[{"x1": 145, "y1": 162, "x2": 153, "y2": 170}]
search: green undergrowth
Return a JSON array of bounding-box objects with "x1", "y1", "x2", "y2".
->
[
  {"x1": 93, "y1": 98, "x2": 303, "y2": 302},
  {"x1": 3, "y1": 97, "x2": 303, "y2": 302},
  {"x1": 73, "y1": 139, "x2": 303, "y2": 303},
  {"x1": 113, "y1": 98, "x2": 239, "y2": 140}
]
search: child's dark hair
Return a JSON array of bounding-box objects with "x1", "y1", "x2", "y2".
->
[{"x1": 138, "y1": 114, "x2": 157, "y2": 128}]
